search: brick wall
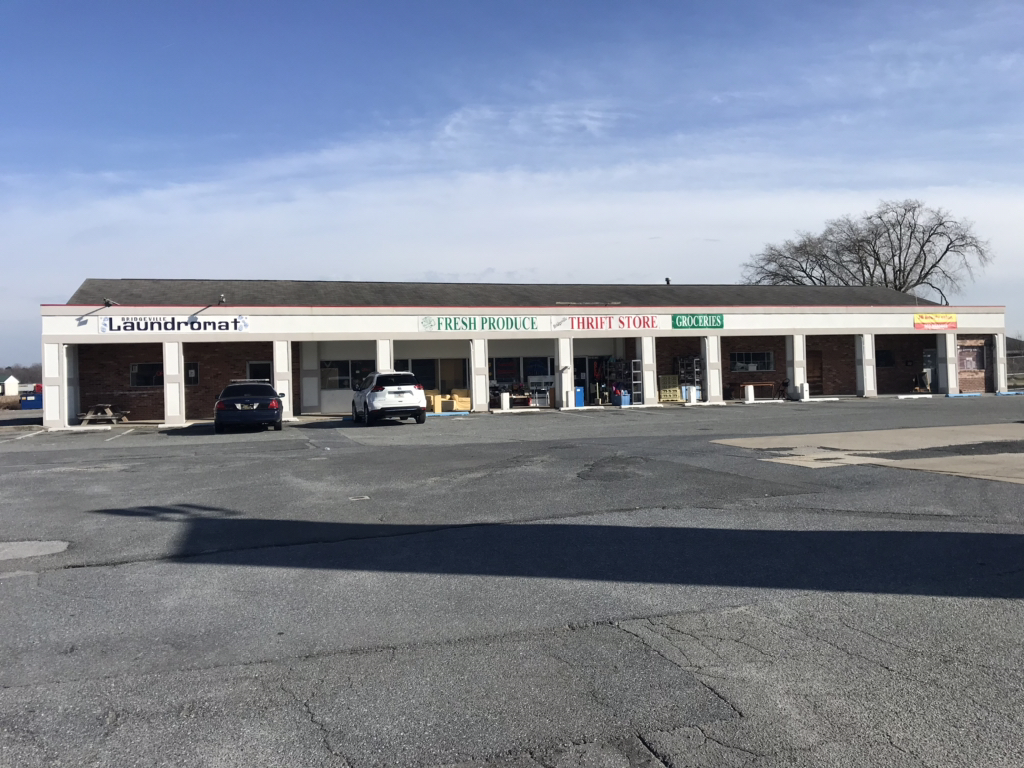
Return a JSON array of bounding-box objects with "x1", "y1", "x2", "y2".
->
[
  {"x1": 183, "y1": 342, "x2": 274, "y2": 420},
  {"x1": 721, "y1": 336, "x2": 787, "y2": 399},
  {"x1": 654, "y1": 337, "x2": 702, "y2": 377},
  {"x1": 78, "y1": 343, "x2": 166, "y2": 421},
  {"x1": 875, "y1": 334, "x2": 930, "y2": 394},
  {"x1": 806, "y1": 335, "x2": 857, "y2": 395},
  {"x1": 956, "y1": 334, "x2": 994, "y2": 393}
]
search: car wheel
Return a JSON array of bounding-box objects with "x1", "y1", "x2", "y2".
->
[
  {"x1": 415, "y1": 411, "x2": 426, "y2": 424},
  {"x1": 352, "y1": 403, "x2": 361, "y2": 423},
  {"x1": 273, "y1": 422, "x2": 282, "y2": 431},
  {"x1": 214, "y1": 423, "x2": 225, "y2": 434}
]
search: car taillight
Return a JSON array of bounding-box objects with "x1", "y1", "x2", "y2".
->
[
  {"x1": 414, "y1": 384, "x2": 423, "y2": 390},
  {"x1": 216, "y1": 401, "x2": 228, "y2": 410},
  {"x1": 372, "y1": 386, "x2": 385, "y2": 392},
  {"x1": 268, "y1": 399, "x2": 280, "y2": 409}
]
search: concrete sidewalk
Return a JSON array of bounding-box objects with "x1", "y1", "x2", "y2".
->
[{"x1": 717, "y1": 422, "x2": 1024, "y2": 483}]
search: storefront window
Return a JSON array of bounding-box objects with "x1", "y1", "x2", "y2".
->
[
  {"x1": 410, "y1": 359, "x2": 437, "y2": 390},
  {"x1": 320, "y1": 360, "x2": 351, "y2": 390},
  {"x1": 130, "y1": 363, "x2": 163, "y2": 387},
  {"x1": 523, "y1": 357, "x2": 552, "y2": 377},
  {"x1": 958, "y1": 347, "x2": 985, "y2": 371},
  {"x1": 729, "y1": 352, "x2": 775, "y2": 372},
  {"x1": 876, "y1": 350, "x2": 895, "y2": 368},
  {"x1": 438, "y1": 359, "x2": 467, "y2": 392},
  {"x1": 351, "y1": 359, "x2": 376, "y2": 382},
  {"x1": 492, "y1": 357, "x2": 520, "y2": 383},
  {"x1": 129, "y1": 363, "x2": 198, "y2": 386}
]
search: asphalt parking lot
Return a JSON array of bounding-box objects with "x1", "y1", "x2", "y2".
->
[{"x1": 2, "y1": 397, "x2": 1023, "y2": 767}]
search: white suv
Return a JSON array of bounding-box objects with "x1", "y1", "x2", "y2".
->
[{"x1": 352, "y1": 371, "x2": 428, "y2": 425}]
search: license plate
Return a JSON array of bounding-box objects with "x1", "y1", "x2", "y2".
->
[
  {"x1": 393, "y1": 390, "x2": 409, "y2": 395},
  {"x1": 239, "y1": 404, "x2": 256, "y2": 410}
]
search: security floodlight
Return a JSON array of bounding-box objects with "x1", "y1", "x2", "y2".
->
[
  {"x1": 103, "y1": 298, "x2": 120, "y2": 307},
  {"x1": 219, "y1": 294, "x2": 226, "y2": 304}
]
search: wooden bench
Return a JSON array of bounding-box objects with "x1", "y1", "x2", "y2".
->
[{"x1": 730, "y1": 382, "x2": 776, "y2": 400}]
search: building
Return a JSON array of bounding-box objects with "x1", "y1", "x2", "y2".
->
[{"x1": 38, "y1": 279, "x2": 1009, "y2": 429}]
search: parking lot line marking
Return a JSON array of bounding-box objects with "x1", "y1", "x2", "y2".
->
[
  {"x1": 349, "y1": 496, "x2": 370, "y2": 501},
  {"x1": 0, "y1": 429, "x2": 45, "y2": 444},
  {"x1": 104, "y1": 428, "x2": 135, "y2": 442}
]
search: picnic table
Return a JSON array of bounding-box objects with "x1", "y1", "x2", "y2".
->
[{"x1": 78, "y1": 404, "x2": 130, "y2": 424}]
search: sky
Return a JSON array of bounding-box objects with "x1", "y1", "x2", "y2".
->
[{"x1": 1, "y1": 0, "x2": 1022, "y2": 363}]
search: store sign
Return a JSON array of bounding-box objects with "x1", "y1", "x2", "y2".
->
[
  {"x1": 914, "y1": 313, "x2": 957, "y2": 330},
  {"x1": 99, "y1": 315, "x2": 250, "y2": 333},
  {"x1": 672, "y1": 313, "x2": 724, "y2": 330},
  {"x1": 555, "y1": 315, "x2": 660, "y2": 331},
  {"x1": 419, "y1": 315, "x2": 541, "y2": 332}
]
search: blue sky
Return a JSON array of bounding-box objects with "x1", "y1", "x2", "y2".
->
[{"x1": 2, "y1": 1, "x2": 1022, "y2": 362}]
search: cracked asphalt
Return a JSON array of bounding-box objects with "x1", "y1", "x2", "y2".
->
[{"x1": 1, "y1": 398, "x2": 1023, "y2": 767}]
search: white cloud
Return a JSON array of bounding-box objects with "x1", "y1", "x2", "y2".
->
[{"x1": 3, "y1": 122, "x2": 1022, "y2": 363}]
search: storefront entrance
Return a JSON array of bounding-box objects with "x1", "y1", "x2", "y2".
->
[{"x1": 573, "y1": 356, "x2": 635, "y2": 405}]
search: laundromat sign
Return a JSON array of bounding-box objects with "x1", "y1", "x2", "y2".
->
[
  {"x1": 420, "y1": 315, "x2": 541, "y2": 332},
  {"x1": 672, "y1": 313, "x2": 725, "y2": 330},
  {"x1": 99, "y1": 316, "x2": 250, "y2": 333}
]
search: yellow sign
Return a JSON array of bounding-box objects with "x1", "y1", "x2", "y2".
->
[{"x1": 914, "y1": 313, "x2": 958, "y2": 330}]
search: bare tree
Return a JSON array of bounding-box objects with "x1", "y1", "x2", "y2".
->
[
  {"x1": 741, "y1": 200, "x2": 992, "y2": 304},
  {"x1": 1, "y1": 363, "x2": 42, "y2": 383}
]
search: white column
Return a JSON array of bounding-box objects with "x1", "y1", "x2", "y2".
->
[
  {"x1": 855, "y1": 334, "x2": 877, "y2": 397},
  {"x1": 994, "y1": 333, "x2": 1008, "y2": 393},
  {"x1": 786, "y1": 334, "x2": 806, "y2": 399},
  {"x1": 161, "y1": 341, "x2": 187, "y2": 427},
  {"x1": 273, "y1": 340, "x2": 295, "y2": 420},
  {"x1": 300, "y1": 341, "x2": 320, "y2": 414},
  {"x1": 700, "y1": 335, "x2": 723, "y2": 403},
  {"x1": 637, "y1": 336, "x2": 657, "y2": 405},
  {"x1": 375, "y1": 338, "x2": 394, "y2": 372},
  {"x1": 41, "y1": 342, "x2": 67, "y2": 428},
  {"x1": 555, "y1": 337, "x2": 574, "y2": 408},
  {"x1": 936, "y1": 333, "x2": 959, "y2": 395},
  {"x1": 469, "y1": 338, "x2": 489, "y2": 412}
]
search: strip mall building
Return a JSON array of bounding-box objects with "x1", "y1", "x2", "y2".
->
[{"x1": 39, "y1": 279, "x2": 1009, "y2": 429}]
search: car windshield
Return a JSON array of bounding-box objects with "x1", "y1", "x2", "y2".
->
[
  {"x1": 375, "y1": 374, "x2": 418, "y2": 388},
  {"x1": 219, "y1": 384, "x2": 278, "y2": 398}
]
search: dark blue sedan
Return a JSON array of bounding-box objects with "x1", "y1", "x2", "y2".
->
[{"x1": 214, "y1": 381, "x2": 284, "y2": 433}]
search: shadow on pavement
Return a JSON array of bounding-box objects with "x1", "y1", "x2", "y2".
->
[
  {"x1": 0, "y1": 415, "x2": 44, "y2": 428},
  {"x1": 292, "y1": 418, "x2": 408, "y2": 430},
  {"x1": 90, "y1": 504, "x2": 1024, "y2": 598}
]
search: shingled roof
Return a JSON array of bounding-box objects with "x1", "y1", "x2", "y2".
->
[{"x1": 67, "y1": 278, "x2": 939, "y2": 308}]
